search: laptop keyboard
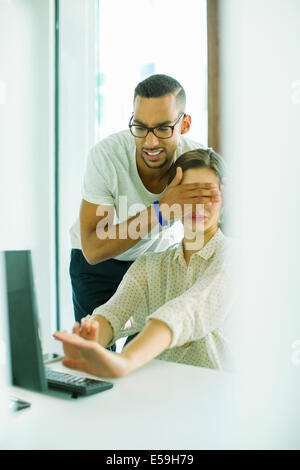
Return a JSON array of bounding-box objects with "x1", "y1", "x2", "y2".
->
[{"x1": 45, "y1": 368, "x2": 113, "y2": 397}]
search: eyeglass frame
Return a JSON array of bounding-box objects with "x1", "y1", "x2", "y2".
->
[{"x1": 128, "y1": 112, "x2": 186, "y2": 139}]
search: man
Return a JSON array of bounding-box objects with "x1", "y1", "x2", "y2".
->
[{"x1": 69, "y1": 74, "x2": 220, "y2": 328}]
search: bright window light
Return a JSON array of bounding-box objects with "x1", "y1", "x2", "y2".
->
[{"x1": 96, "y1": 0, "x2": 208, "y2": 145}]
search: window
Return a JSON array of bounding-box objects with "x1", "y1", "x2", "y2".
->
[
  {"x1": 58, "y1": 0, "x2": 208, "y2": 331},
  {"x1": 96, "y1": 0, "x2": 208, "y2": 144}
]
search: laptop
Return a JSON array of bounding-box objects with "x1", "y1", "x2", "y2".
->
[{"x1": 4, "y1": 250, "x2": 113, "y2": 398}]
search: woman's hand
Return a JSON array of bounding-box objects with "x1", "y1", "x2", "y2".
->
[{"x1": 53, "y1": 320, "x2": 129, "y2": 378}]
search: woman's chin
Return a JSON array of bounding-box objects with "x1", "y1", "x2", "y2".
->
[{"x1": 183, "y1": 222, "x2": 206, "y2": 237}]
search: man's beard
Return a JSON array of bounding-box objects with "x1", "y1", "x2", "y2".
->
[{"x1": 140, "y1": 152, "x2": 171, "y2": 169}]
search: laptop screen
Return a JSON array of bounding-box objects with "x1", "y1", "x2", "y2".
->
[{"x1": 4, "y1": 250, "x2": 47, "y2": 392}]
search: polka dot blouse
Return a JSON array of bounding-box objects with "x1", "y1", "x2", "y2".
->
[{"x1": 92, "y1": 229, "x2": 235, "y2": 370}]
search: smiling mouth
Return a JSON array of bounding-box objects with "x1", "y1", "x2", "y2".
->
[{"x1": 143, "y1": 149, "x2": 164, "y2": 160}]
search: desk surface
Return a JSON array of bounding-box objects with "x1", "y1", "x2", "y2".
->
[{"x1": 1, "y1": 360, "x2": 237, "y2": 450}]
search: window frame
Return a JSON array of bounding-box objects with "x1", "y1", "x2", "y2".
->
[{"x1": 207, "y1": 0, "x2": 220, "y2": 153}]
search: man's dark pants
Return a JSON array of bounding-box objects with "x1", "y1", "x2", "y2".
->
[{"x1": 69, "y1": 249, "x2": 135, "y2": 349}]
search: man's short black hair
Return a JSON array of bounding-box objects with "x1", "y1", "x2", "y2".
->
[{"x1": 134, "y1": 74, "x2": 186, "y2": 112}]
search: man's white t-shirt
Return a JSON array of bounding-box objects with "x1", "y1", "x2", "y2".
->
[{"x1": 70, "y1": 129, "x2": 203, "y2": 261}]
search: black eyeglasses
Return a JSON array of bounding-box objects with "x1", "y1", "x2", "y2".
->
[{"x1": 129, "y1": 113, "x2": 185, "y2": 139}]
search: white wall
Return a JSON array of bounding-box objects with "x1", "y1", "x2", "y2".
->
[
  {"x1": 219, "y1": 0, "x2": 300, "y2": 449},
  {"x1": 0, "y1": 0, "x2": 56, "y2": 350}
]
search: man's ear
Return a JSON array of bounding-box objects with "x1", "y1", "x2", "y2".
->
[{"x1": 180, "y1": 114, "x2": 191, "y2": 135}]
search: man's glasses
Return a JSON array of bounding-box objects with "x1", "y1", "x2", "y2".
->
[{"x1": 129, "y1": 113, "x2": 185, "y2": 139}]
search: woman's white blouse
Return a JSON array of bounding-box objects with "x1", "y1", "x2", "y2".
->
[{"x1": 92, "y1": 229, "x2": 236, "y2": 370}]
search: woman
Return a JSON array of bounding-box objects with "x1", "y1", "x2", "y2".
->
[{"x1": 54, "y1": 148, "x2": 234, "y2": 377}]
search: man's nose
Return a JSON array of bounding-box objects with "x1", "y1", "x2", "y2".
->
[{"x1": 144, "y1": 130, "x2": 160, "y2": 148}]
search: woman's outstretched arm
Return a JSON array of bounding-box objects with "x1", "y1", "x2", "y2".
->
[
  {"x1": 121, "y1": 318, "x2": 172, "y2": 371},
  {"x1": 53, "y1": 318, "x2": 172, "y2": 378}
]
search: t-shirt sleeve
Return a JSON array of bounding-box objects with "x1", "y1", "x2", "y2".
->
[
  {"x1": 146, "y1": 250, "x2": 235, "y2": 348},
  {"x1": 91, "y1": 256, "x2": 149, "y2": 342},
  {"x1": 81, "y1": 146, "x2": 115, "y2": 206}
]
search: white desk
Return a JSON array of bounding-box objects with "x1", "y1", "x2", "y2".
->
[{"x1": 1, "y1": 360, "x2": 237, "y2": 450}]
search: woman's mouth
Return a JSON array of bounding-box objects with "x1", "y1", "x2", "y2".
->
[
  {"x1": 189, "y1": 214, "x2": 207, "y2": 221},
  {"x1": 143, "y1": 149, "x2": 164, "y2": 161}
]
